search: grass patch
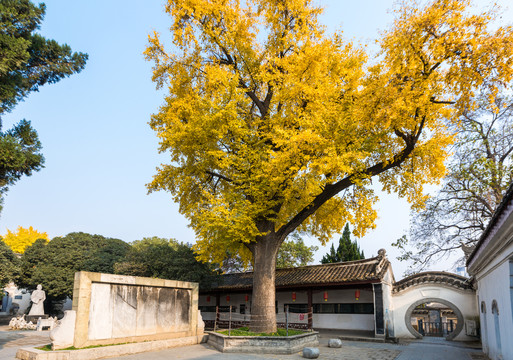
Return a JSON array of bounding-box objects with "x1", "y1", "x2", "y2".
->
[
  {"x1": 217, "y1": 326, "x2": 305, "y2": 337},
  {"x1": 37, "y1": 344, "x2": 52, "y2": 351}
]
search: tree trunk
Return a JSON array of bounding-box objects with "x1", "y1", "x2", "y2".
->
[{"x1": 249, "y1": 235, "x2": 280, "y2": 333}]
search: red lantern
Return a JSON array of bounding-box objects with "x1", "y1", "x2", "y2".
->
[
  {"x1": 324, "y1": 291, "x2": 328, "y2": 302},
  {"x1": 226, "y1": 295, "x2": 230, "y2": 302},
  {"x1": 355, "y1": 290, "x2": 360, "y2": 301},
  {"x1": 206, "y1": 296, "x2": 211, "y2": 303},
  {"x1": 292, "y1": 292, "x2": 296, "y2": 302},
  {"x1": 245, "y1": 294, "x2": 249, "y2": 302}
]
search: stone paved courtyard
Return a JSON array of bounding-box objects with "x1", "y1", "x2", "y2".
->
[
  {"x1": 107, "y1": 339, "x2": 486, "y2": 360},
  {"x1": 0, "y1": 326, "x2": 488, "y2": 360},
  {"x1": 0, "y1": 326, "x2": 51, "y2": 360}
]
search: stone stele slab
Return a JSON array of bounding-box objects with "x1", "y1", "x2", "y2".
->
[{"x1": 71, "y1": 271, "x2": 200, "y2": 349}]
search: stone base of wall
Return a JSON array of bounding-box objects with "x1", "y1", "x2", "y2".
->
[
  {"x1": 207, "y1": 331, "x2": 318, "y2": 354},
  {"x1": 16, "y1": 334, "x2": 208, "y2": 360}
]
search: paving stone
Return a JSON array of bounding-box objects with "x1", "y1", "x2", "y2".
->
[{"x1": 0, "y1": 327, "x2": 488, "y2": 360}]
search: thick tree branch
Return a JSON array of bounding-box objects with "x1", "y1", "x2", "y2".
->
[
  {"x1": 430, "y1": 96, "x2": 455, "y2": 104},
  {"x1": 206, "y1": 170, "x2": 233, "y2": 183},
  {"x1": 276, "y1": 117, "x2": 424, "y2": 241}
]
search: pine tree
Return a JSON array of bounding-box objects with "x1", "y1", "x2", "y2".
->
[
  {"x1": 321, "y1": 224, "x2": 365, "y2": 263},
  {"x1": 321, "y1": 243, "x2": 338, "y2": 263},
  {"x1": 0, "y1": 0, "x2": 88, "y2": 212}
]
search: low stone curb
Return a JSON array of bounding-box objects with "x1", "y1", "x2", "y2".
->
[
  {"x1": 207, "y1": 331, "x2": 319, "y2": 354},
  {"x1": 338, "y1": 335, "x2": 386, "y2": 343},
  {"x1": 15, "y1": 334, "x2": 208, "y2": 360}
]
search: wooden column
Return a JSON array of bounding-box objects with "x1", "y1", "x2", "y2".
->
[
  {"x1": 373, "y1": 283, "x2": 384, "y2": 335},
  {"x1": 307, "y1": 288, "x2": 313, "y2": 330}
]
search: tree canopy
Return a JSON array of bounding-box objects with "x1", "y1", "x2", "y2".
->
[
  {"x1": 393, "y1": 92, "x2": 513, "y2": 271},
  {"x1": 0, "y1": 119, "x2": 44, "y2": 212},
  {"x1": 321, "y1": 224, "x2": 364, "y2": 263},
  {"x1": 2, "y1": 225, "x2": 48, "y2": 253},
  {"x1": 276, "y1": 236, "x2": 318, "y2": 268},
  {"x1": 0, "y1": 0, "x2": 87, "y2": 210},
  {"x1": 0, "y1": 0, "x2": 88, "y2": 114},
  {"x1": 222, "y1": 236, "x2": 318, "y2": 272},
  {"x1": 146, "y1": 0, "x2": 513, "y2": 332},
  {"x1": 19, "y1": 232, "x2": 129, "y2": 298},
  {"x1": 18, "y1": 233, "x2": 221, "y2": 298},
  {"x1": 114, "y1": 237, "x2": 221, "y2": 289},
  {"x1": 0, "y1": 238, "x2": 19, "y2": 288}
]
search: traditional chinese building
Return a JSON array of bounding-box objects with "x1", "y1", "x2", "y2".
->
[
  {"x1": 467, "y1": 182, "x2": 513, "y2": 360},
  {"x1": 199, "y1": 249, "x2": 478, "y2": 340}
]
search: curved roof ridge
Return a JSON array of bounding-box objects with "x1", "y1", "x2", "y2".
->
[
  {"x1": 223, "y1": 253, "x2": 385, "y2": 276},
  {"x1": 230, "y1": 255, "x2": 381, "y2": 275},
  {"x1": 281, "y1": 255, "x2": 380, "y2": 271},
  {"x1": 396, "y1": 271, "x2": 469, "y2": 283},
  {"x1": 393, "y1": 271, "x2": 472, "y2": 293},
  {"x1": 215, "y1": 254, "x2": 390, "y2": 291}
]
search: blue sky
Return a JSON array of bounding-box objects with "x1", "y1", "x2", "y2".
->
[{"x1": 2, "y1": 0, "x2": 512, "y2": 278}]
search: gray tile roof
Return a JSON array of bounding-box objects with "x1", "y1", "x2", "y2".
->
[
  {"x1": 214, "y1": 251, "x2": 390, "y2": 291},
  {"x1": 393, "y1": 271, "x2": 473, "y2": 293}
]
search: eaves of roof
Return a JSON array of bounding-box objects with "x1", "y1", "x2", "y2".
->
[
  {"x1": 210, "y1": 252, "x2": 390, "y2": 291},
  {"x1": 466, "y1": 181, "x2": 513, "y2": 268}
]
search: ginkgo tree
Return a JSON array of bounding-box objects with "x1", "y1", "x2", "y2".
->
[
  {"x1": 146, "y1": 0, "x2": 513, "y2": 332},
  {"x1": 3, "y1": 225, "x2": 48, "y2": 254}
]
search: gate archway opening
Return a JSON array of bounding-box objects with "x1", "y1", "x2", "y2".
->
[{"x1": 404, "y1": 298, "x2": 464, "y2": 340}]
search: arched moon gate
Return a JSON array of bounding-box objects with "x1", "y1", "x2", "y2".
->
[
  {"x1": 391, "y1": 272, "x2": 477, "y2": 341},
  {"x1": 404, "y1": 297, "x2": 464, "y2": 340}
]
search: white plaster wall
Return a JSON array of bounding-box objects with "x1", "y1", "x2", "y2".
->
[
  {"x1": 200, "y1": 293, "x2": 253, "y2": 322},
  {"x1": 312, "y1": 313, "x2": 374, "y2": 330},
  {"x1": 218, "y1": 292, "x2": 249, "y2": 312},
  {"x1": 3, "y1": 284, "x2": 31, "y2": 314},
  {"x1": 198, "y1": 294, "x2": 215, "y2": 305},
  {"x1": 310, "y1": 288, "x2": 374, "y2": 303},
  {"x1": 2, "y1": 285, "x2": 73, "y2": 315},
  {"x1": 277, "y1": 290, "x2": 309, "y2": 308},
  {"x1": 199, "y1": 289, "x2": 376, "y2": 330},
  {"x1": 279, "y1": 289, "x2": 374, "y2": 330},
  {"x1": 198, "y1": 294, "x2": 216, "y2": 321},
  {"x1": 475, "y1": 240, "x2": 513, "y2": 360},
  {"x1": 63, "y1": 297, "x2": 73, "y2": 311},
  {"x1": 391, "y1": 285, "x2": 477, "y2": 341},
  {"x1": 200, "y1": 312, "x2": 215, "y2": 321}
]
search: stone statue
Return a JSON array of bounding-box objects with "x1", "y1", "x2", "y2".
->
[{"x1": 28, "y1": 284, "x2": 46, "y2": 316}]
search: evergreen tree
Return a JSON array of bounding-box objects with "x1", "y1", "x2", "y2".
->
[
  {"x1": 321, "y1": 243, "x2": 339, "y2": 263},
  {"x1": 0, "y1": 0, "x2": 88, "y2": 114},
  {"x1": 114, "y1": 237, "x2": 221, "y2": 290},
  {"x1": 321, "y1": 224, "x2": 364, "y2": 263},
  {"x1": 0, "y1": 0, "x2": 88, "y2": 211},
  {"x1": 0, "y1": 238, "x2": 19, "y2": 288},
  {"x1": 18, "y1": 232, "x2": 129, "y2": 299}
]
